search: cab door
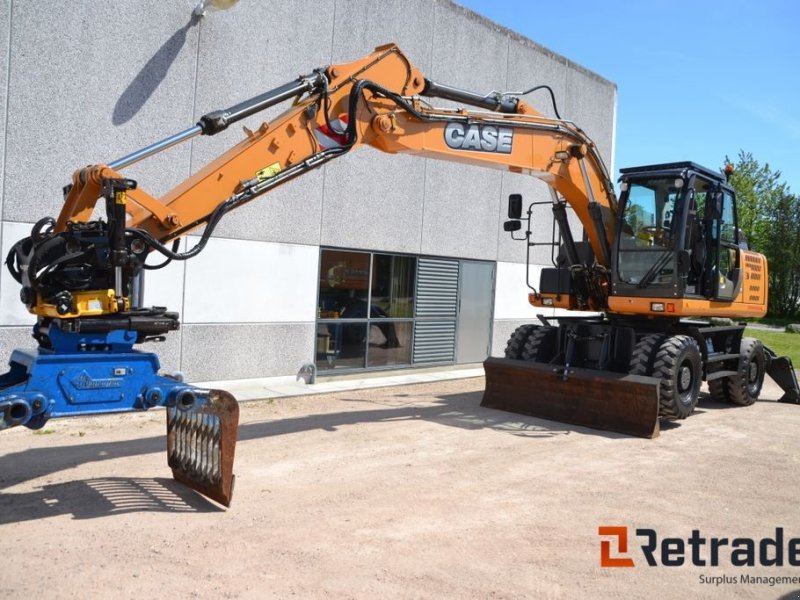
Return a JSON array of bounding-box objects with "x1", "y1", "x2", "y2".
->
[{"x1": 706, "y1": 189, "x2": 742, "y2": 302}]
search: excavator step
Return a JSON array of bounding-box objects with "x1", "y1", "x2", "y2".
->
[
  {"x1": 482, "y1": 357, "x2": 661, "y2": 438},
  {"x1": 167, "y1": 389, "x2": 239, "y2": 507}
]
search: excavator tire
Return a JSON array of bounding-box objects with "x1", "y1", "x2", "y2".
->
[
  {"x1": 707, "y1": 377, "x2": 728, "y2": 403},
  {"x1": 709, "y1": 337, "x2": 765, "y2": 406},
  {"x1": 652, "y1": 335, "x2": 702, "y2": 419},
  {"x1": 521, "y1": 326, "x2": 557, "y2": 362},
  {"x1": 504, "y1": 324, "x2": 538, "y2": 359},
  {"x1": 628, "y1": 333, "x2": 666, "y2": 377}
]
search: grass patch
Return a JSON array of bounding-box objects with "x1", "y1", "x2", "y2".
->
[
  {"x1": 745, "y1": 328, "x2": 800, "y2": 365},
  {"x1": 31, "y1": 429, "x2": 56, "y2": 435},
  {"x1": 743, "y1": 315, "x2": 800, "y2": 327}
]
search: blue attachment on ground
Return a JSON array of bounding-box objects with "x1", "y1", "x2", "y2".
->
[{"x1": 0, "y1": 327, "x2": 202, "y2": 430}]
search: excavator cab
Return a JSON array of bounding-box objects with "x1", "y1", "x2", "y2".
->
[{"x1": 612, "y1": 162, "x2": 746, "y2": 308}]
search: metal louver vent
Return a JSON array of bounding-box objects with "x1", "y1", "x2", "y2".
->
[{"x1": 413, "y1": 258, "x2": 459, "y2": 363}]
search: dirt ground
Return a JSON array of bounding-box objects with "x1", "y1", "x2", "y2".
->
[{"x1": 1, "y1": 375, "x2": 799, "y2": 599}]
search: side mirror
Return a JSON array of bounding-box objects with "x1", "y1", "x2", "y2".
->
[
  {"x1": 508, "y1": 193, "x2": 523, "y2": 219},
  {"x1": 503, "y1": 220, "x2": 522, "y2": 232}
]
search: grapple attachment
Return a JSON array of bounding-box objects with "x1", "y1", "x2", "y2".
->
[
  {"x1": 482, "y1": 357, "x2": 662, "y2": 438},
  {"x1": 167, "y1": 389, "x2": 239, "y2": 507}
]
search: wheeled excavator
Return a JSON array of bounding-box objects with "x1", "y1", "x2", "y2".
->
[{"x1": 2, "y1": 44, "x2": 798, "y2": 506}]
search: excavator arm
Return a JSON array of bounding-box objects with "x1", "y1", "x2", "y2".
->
[{"x1": 33, "y1": 43, "x2": 616, "y2": 320}]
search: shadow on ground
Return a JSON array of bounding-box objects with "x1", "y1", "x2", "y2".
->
[
  {"x1": 4, "y1": 386, "x2": 767, "y2": 520},
  {"x1": 0, "y1": 477, "x2": 220, "y2": 523},
  {"x1": 0, "y1": 390, "x2": 590, "y2": 495}
]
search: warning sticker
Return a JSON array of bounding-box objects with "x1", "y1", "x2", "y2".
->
[{"x1": 257, "y1": 162, "x2": 282, "y2": 181}]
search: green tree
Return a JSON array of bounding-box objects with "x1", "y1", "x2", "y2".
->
[{"x1": 725, "y1": 151, "x2": 800, "y2": 317}]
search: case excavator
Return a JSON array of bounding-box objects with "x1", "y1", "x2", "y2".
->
[{"x1": 1, "y1": 44, "x2": 797, "y2": 505}]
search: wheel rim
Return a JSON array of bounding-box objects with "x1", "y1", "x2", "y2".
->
[
  {"x1": 678, "y1": 361, "x2": 695, "y2": 405},
  {"x1": 748, "y1": 361, "x2": 758, "y2": 384},
  {"x1": 746, "y1": 357, "x2": 763, "y2": 396}
]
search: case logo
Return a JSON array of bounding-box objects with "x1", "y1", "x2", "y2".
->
[{"x1": 444, "y1": 122, "x2": 513, "y2": 153}]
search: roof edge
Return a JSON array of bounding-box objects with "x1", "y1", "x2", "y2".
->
[{"x1": 443, "y1": 0, "x2": 617, "y2": 89}]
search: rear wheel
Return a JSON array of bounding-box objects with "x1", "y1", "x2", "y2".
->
[
  {"x1": 522, "y1": 326, "x2": 557, "y2": 362},
  {"x1": 715, "y1": 337, "x2": 766, "y2": 406},
  {"x1": 504, "y1": 324, "x2": 538, "y2": 360},
  {"x1": 652, "y1": 335, "x2": 702, "y2": 419}
]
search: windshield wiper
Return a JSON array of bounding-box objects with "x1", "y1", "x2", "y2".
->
[{"x1": 636, "y1": 249, "x2": 673, "y2": 289}]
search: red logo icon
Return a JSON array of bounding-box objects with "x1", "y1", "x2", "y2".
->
[{"x1": 599, "y1": 526, "x2": 635, "y2": 567}]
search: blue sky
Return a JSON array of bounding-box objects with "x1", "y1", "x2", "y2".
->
[{"x1": 459, "y1": 0, "x2": 800, "y2": 193}]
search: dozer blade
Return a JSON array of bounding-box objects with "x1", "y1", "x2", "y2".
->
[
  {"x1": 482, "y1": 357, "x2": 661, "y2": 438},
  {"x1": 167, "y1": 389, "x2": 239, "y2": 507}
]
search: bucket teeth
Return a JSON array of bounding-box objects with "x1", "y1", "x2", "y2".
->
[
  {"x1": 167, "y1": 389, "x2": 239, "y2": 506},
  {"x1": 482, "y1": 357, "x2": 661, "y2": 438}
]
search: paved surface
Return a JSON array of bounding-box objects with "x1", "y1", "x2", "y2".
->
[
  {"x1": 1, "y1": 373, "x2": 799, "y2": 599},
  {"x1": 193, "y1": 364, "x2": 485, "y2": 401}
]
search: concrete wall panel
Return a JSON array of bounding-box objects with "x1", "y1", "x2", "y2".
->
[
  {"x1": 507, "y1": 39, "x2": 568, "y2": 120},
  {"x1": 0, "y1": 221, "x2": 36, "y2": 326},
  {"x1": 0, "y1": 325, "x2": 36, "y2": 362},
  {"x1": 430, "y1": 2, "x2": 509, "y2": 99},
  {"x1": 181, "y1": 322, "x2": 315, "y2": 382},
  {"x1": 140, "y1": 327, "x2": 182, "y2": 375},
  {"x1": 141, "y1": 239, "x2": 187, "y2": 315},
  {"x1": 320, "y1": 0, "x2": 437, "y2": 255},
  {"x1": 493, "y1": 261, "x2": 544, "y2": 320},
  {"x1": 0, "y1": 0, "x2": 10, "y2": 223},
  {"x1": 565, "y1": 66, "x2": 616, "y2": 169},
  {"x1": 421, "y1": 161, "x2": 502, "y2": 260},
  {"x1": 418, "y1": 2, "x2": 512, "y2": 261},
  {"x1": 490, "y1": 319, "x2": 526, "y2": 357},
  {"x1": 181, "y1": 237, "x2": 319, "y2": 324},
  {"x1": 331, "y1": 0, "x2": 435, "y2": 71},
  {"x1": 3, "y1": 2, "x2": 198, "y2": 223},
  {"x1": 321, "y1": 151, "x2": 425, "y2": 254}
]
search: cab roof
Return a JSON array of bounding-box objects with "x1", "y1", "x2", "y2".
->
[{"x1": 619, "y1": 161, "x2": 724, "y2": 183}]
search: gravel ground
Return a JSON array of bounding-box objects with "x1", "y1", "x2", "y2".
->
[{"x1": 1, "y1": 375, "x2": 799, "y2": 599}]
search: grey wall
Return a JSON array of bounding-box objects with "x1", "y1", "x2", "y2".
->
[{"x1": 0, "y1": 0, "x2": 616, "y2": 381}]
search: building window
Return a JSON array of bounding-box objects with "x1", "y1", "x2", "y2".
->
[{"x1": 317, "y1": 249, "x2": 416, "y2": 372}]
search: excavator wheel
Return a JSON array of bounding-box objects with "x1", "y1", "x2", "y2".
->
[
  {"x1": 652, "y1": 335, "x2": 702, "y2": 419},
  {"x1": 628, "y1": 333, "x2": 666, "y2": 377},
  {"x1": 707, "y1": 378, "x2": 728, "y2": 403},
  {"x1": 521, "y1": 326, "x2": 557, "y2": 362},
  {"x1": 504, "y1": 324, "x2": 538, "y2": 359},
  {"x1": 708, "y1": 337, "x2": 765, "y2": 406}
]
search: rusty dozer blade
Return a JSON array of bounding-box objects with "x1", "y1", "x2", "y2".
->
[
  {"x1": 482, "y1": 357, "x2": 661, "y2": 438},
  {"x1": 167, "y1": 389, "x2": 239, "y2": 507}
]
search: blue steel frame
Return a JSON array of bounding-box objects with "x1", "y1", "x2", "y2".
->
[{"x1": 0, "y1": 327, "x2": 207, "y2": 430}]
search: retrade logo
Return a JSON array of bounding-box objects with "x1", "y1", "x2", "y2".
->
[{"x1": 598, "y1": 526, "x2": 800, "y2": 568}]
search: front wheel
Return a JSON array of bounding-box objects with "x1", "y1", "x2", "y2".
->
[{"x1": 653, "y1": 335, "x2": 702, "y2": 419}]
